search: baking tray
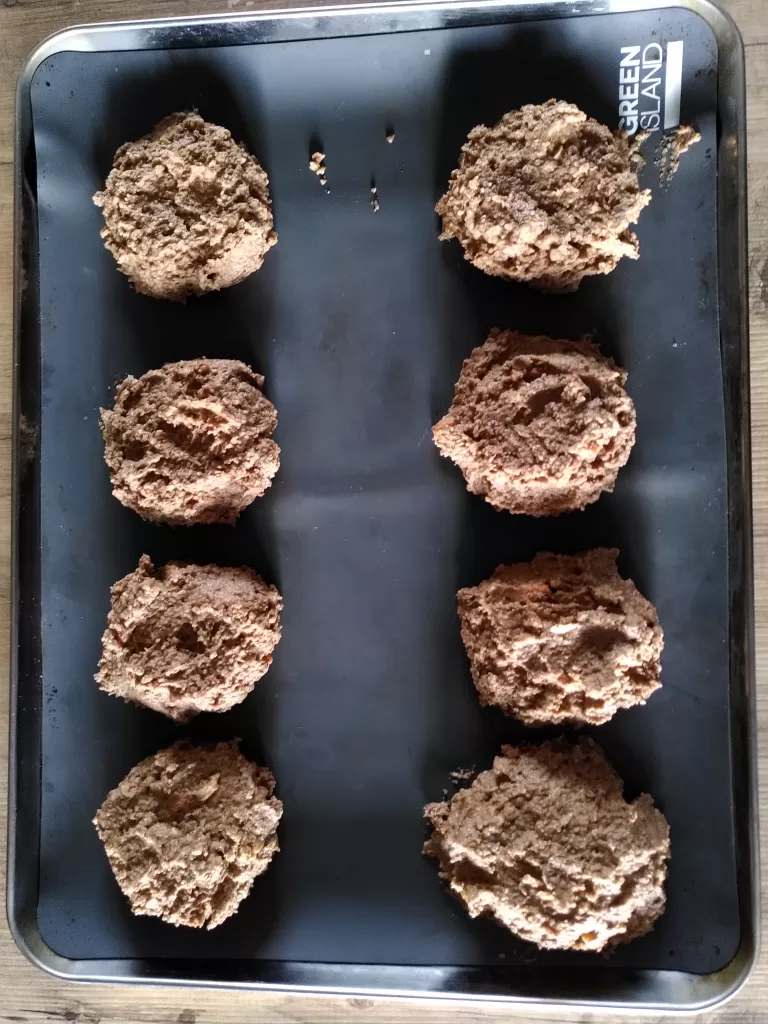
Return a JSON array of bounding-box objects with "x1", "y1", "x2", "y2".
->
[{"x1": 8, "y1": 0, "x2": 757, "y2": 1012}]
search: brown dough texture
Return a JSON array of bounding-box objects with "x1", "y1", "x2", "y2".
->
[
  {"x1": 458, "y1": 549, "x2": 663, "y2": 726},
  {"x1": 424, "y1": 738, "x2": 670, "y2": 952},
  {"x1": 94, "y1": 741, "x2": 282, "y2": 929},
  {"x1": 93, "y1": 112, "x2": 277, "y2": 301},
  {"x1": 436, "y1": 99, "x2": 650, "y2": 291},
  {"x1": 432, "y1": 329, "x2": 635, "y2": 516},
  {"x1": 96, "y1": 555, "x2": 282, "y2": 722},
  {"x1": 100, "y1": 358, "x2": 279, "y2": 526}
]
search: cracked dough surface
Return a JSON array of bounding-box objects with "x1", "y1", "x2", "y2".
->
[
  {"x1": 100, "y1": 358, "x2": 279, "y2": 526},
  {"x1": 94, "y1": 741, "x2": 282, "y2": 929},
  {"x1": 424, "y1": 738, "x2": 670, "y2": 951},
  {"x1": 432, "y1": 329, "x2": 635, "y2": 516},
  {"x1": 458, "y1": 549, "x2": 663, "y2": 726},
  {"x1": 94, "y1": 112, "x2": 277, "y2": 301},
  {"x1": 97, "y1": 555, "x2": 282, "y2": 722},
  {"x1": 436, "y1": 99, "x2": 650, "y2": 291}
]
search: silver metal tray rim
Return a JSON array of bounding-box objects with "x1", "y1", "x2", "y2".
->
[{"x1": 8, "y1": 0, "x2": 758, "y2": 1012}]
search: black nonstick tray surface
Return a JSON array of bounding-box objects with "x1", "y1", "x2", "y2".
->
[{"x1": 9, "y1": 0, "x2": 756, "y2": 1011}]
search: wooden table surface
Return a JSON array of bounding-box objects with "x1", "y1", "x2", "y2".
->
[{"x1": 1, "y1": 0, "x2": 766, "y2": 1021}]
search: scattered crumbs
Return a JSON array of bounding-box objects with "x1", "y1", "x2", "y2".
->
[
  {"x1": 449, "y1": 766, "x2": 475, "y2": 784},
  {"x1": 386, "y1": 131, "x2": 395, "y2": 144},
  {"x1": 629, "y1": 129, "x2": 651, "y2": 172},
  {"x1": 309, "y1": 150, "x2": 330, "y2": 193},
  {"x1": 309, "y1": 151, "x2": 327, "y2": 178},
  {"x1": 424, "y1": 49, "x2": 431, "y2": 55},
  {"x1": 657, "y1": 125, "x2": 702, "y2": 186},
  {"x1": 19, "y1": 414, "x2": 37, "y2": 467},
  {"x1": 370, "y1": 182, "x2": 380, "y2": 212}
]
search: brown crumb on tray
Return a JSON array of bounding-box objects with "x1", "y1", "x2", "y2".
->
[
  {"x1": 310, "y1": 150, "x2": 329, "y2": 185},
  {"x1": 424, "y1": 738, "x2": 670, "y2": 952},
  {"x1": 657, "y1": 125, "x2": 701, "y2": 186},
  {"x1": 386, "y1": 132, "x2": 395, "y2": 144},
  {"x1": 309, "y1": 151, "x2": 330, "y2": 192}
]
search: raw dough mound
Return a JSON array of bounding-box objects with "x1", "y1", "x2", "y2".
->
[
  {"x1": 458, "y1": 549, "x2": 663, "y2": 726},
  {"x1": 97, "y1": 555, "x2": 282, "y2": 722},
  {"x1": 432, "y1": 329, "x2": 635, "y2": 516},
  {"x1": 94, "y1": 112, "x2": 277, "y2": 301},
  {"x1": 424, "y1": 738, "x2": 670, "y2": 951},
  {"x1": 94, "y1": 741, "x2": 282, "y2": 929},
  {"x1": 436, "y1": 99, "x2": 650, "y2": 291},
  {"x1": 100, "y1": 358, "x2": 280, "y2": 526}
]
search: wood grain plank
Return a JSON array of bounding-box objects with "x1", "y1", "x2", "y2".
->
[{"x1": 0, "y1": 1, "x2": 765, "y2": 1021}]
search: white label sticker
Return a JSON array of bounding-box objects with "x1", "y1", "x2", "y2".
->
[
  {"x1": 618, "y1": 41, "x2": 682, "y2": 135},
  {"x1": 664, "y1": 40, "x2": 684, "y2": 128}
]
